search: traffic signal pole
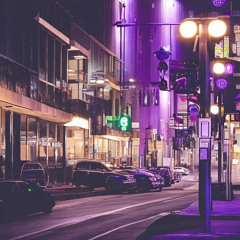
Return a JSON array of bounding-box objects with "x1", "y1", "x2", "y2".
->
[
  {"x1": 218, "y1": 91, "x2": 222, "y2": 184},
  {"x1": 198, "y1": 21, "x2": 211, "y2": 233}
]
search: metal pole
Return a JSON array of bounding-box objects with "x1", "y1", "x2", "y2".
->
[
  {"x1": 218, "y1": 91, "x2": 222, "y2": 184},
  {"x1": 226, "y1": 119, "x2": 233, "y2": 200},
  {"x1": 198, "y1": 21, "x2": 211, "y2": 233}
]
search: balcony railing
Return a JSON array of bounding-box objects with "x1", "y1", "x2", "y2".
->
[{"x1": 67, "y1": 99, "x2": 89, "y2": 119}]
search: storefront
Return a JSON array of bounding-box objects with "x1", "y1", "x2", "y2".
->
[
  {"x1": 0, "y1": 108, "x2": 66, "y2": 184},
  {"x1": 66, "y1": 127, "x2": 89, "y2": 165},
  {"x1": 89, "y1": 128, "x2": 131, "y2": 167}
]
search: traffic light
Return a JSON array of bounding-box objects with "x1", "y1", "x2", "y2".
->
[
  {"x1": 213, "y1": 59, "x2": 236, "y2": 113},
  {"x1": 158, "y1": 77, "x2": 168, "y2": 91},
  {"x1": 154, "y1": 47, "x2": 171, "y2": 91},
  {"x1": 213, "y1": 60, "x2": 234, "y2": 90}
]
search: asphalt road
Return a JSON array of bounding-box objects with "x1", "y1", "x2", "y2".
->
[{"x1": 0, "y1": 177, "x2": 198, "y2": 240}]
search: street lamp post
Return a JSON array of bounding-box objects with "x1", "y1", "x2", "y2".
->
[
  {"x1": 198, "y1": 20, "x2": 211, "y2": 233},
  {"x1": 180, "y1": 17, "x2": 228, "y2": 233}
]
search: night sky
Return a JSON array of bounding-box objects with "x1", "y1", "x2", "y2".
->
[
  {"x1": 58, "y1": 0, "x2": 240, "y2": 45},
  {"x1": 58, "y1": 0, "x2": 105, "y2": 43}
]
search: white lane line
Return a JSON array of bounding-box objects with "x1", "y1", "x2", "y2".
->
[
  {"x1": 163, "y1": 193, "x2": 198, "y2": 202},
  {"x1": 88, "y1": 212, "x2": 170, "y2": 240},
  {"x1": 12, "y1": 193, "x2": 197, "y2": 240}
]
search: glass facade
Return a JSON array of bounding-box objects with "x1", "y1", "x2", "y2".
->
[
  {"x1": 38, "y1": 27, "x2": 69, "y2": 110},
  {"x1": 66, "y1": 128, "x2": 86, "y2": 165},
  {"x1": 0, "y1": 109, "x2": 5, "y2": 179},
  {"x1": 0, "y1": 0, "x2": 127, "y2": 184}
]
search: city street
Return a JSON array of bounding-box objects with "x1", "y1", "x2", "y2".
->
[{"x1": 0, "y1": 177, "x2": 198, "y2": 240}]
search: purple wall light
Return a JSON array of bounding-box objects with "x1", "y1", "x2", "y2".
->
[
  {"x1": 216, "y1": 78, "x2": 228, "y2": 89},
  {"x1": 225, "y1": 62, "x2": 234, "y2": 75},
  {"x1": 211, "y1": 0, "x2": 227, "y2": 8}
]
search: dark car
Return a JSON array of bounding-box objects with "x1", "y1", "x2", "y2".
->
[
  {"x1": 72, "y1": 160, "x2": 136, "y2": 193},
  {"x1": 118, "y1": 166, "x2": 164, "y2": 193},
  {"x1": 20, "y1": 162, "x2": 46, "y2": 186},
  {"x1": 0, "y1": 180, "x2": 55, "y2": 220},
  {"x1": 149, "y1": 166, "x2": 174, "y2": 187},
  {"x1": 173, "y1": 171, "x2": 182, "y2": 183}
]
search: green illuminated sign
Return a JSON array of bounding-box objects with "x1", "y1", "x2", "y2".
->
[{"x1": 119, "y1": 114, "x2": 131, "y2": 132}]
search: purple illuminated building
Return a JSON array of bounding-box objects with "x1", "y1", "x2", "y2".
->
[
  {"x1": 60, "y1": 0, "x2": 240, "y2": 170},
  {"x1": 101, "y1": 0, "x2": 196, "y2": 167}
]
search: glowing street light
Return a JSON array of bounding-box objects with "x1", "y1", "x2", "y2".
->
[
  {"x1": 179, "y1": 20, "x2": 197, "y2": 38},
  {"x1": 180, "y1": 19, "x2": 227, "y2": 39},
  {"x1": 208, "y1": 20, "x2": 227, "y2": 37},
  {"x1": 210, "y1": 104, "x2": 219, "y2": 115},
  {"x1": 213, "y1": 62, "x2": 225, "y2": 74}
]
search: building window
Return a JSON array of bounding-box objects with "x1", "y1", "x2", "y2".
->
[
  {"x1": 62, "y1": 45, "x2": 67, "y2": 90},
  {"x1": 38, "y1": 122, "x2": 47, "y2": 168},
  {"x1": 66, "y1": 128, "x2": 85, "y2": 161},
  {"x1": 38, "y1": 81, "x2": 46, "y2": 103},
  {"x1": 56, "y1": 125, "x2": 63, "y2": 165},
  {"x1": 55, "y1": 40, "x2": 61, "y2": 87},
  {"x1": 48, "y1": 123, "x2": 55, "y2": 167},
  {"x1": 39, "y1": 28, "x2": 47, "y2": 80},
  {"x1": 30, "y1": 75, "x2": 38, "y2": 100},
  {"x1": 48, "y1": 35, "x2": 54, "y2": 84},
  {"x1": 115, "y1": 99, "x2": 119, "y2": 116},
  {"x1": 0, "y1": 109, "x2": 6, "y2": 179},
  {"x1": 20, "y1": 115, "x2": 27, "y2": 161},
  {"x1": 27, "y1": 117, "x2": 37, "y2": 162}
]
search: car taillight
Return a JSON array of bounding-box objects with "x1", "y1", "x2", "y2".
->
[{"x1": 149, "y1": 177, "x2": 157, "y2": 182}]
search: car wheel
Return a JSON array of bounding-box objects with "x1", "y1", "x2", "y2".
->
[
  {"x1": 109, "y1": 179, "x2": 123, "y2": 193},
  {"x1": 137, "y1": 180, "x2": 150, "y2": 193}
]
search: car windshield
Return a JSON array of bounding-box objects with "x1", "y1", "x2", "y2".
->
[
  {"x1": 158, "y1": 168, "x2": 169, "y2": 176},
  {"x1": 102, "y1": 162, "x2": 115, "y2": 170},
  {"x1": 22, "y1": 163, "x2": 42, "y2": 170}
]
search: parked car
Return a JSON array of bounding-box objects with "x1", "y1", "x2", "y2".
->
[
  {"x1": 20, "y1": 162, "x2": 46, "y2": 186},
  {"x1": 149, "y1": 166, "x2": 174, "y2": 187},
  {"x1": 174, "y1": 166, "x2": 190, "y2": 175},
  {"x1": 72, "y1": 160, "x2": 136, "y2": 193},
  {"x1": 173, "y1": 171, "x2": 182, "y2": 182},
  {"x1": 117, "y1": 166, "x2": 165, "y2": 192},
  {"x1": 0, "y1": 180, "x2": 55, "y2": 220}
]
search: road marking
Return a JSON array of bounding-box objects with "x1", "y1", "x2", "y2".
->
[
  {"x1": 88, "y1": 212, "x2": 170, "y2": 240},
  {"x1": 12, "y1": 193, "x2": 197, "y2": 240},
  {"x1": 162, "y1": 193, "x2": 198, "y2": 202}
]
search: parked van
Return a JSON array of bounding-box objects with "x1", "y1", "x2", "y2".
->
[{"x1": 20, "y1": 162, "x2": 45, "y2": 186}]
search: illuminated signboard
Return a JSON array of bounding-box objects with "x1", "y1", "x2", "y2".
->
[
  {"x1": 215, "y1": 40, "x2": 224, "y2": 58},
  {"x1": 119, "y1": 114, "x2": 131, "y2": 132},
  {"x1": 215, "y1": 36, "x2": 229, "y2": 58},
  {"x1": 224, "y1": 36, "x2": 229, "y2": 58}
]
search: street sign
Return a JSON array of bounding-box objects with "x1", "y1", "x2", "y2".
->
[{"x1": 152, "y1": 128, "x2": 157, "y2": 134}]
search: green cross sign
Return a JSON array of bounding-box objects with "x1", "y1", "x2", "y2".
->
[{"x1": 119, "y1": 114, "x2": 131, "y2": 132}]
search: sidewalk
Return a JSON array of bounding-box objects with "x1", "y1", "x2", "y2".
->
[{"x1": 137, "y1": 191, "x2": 240, "y2": 239}]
